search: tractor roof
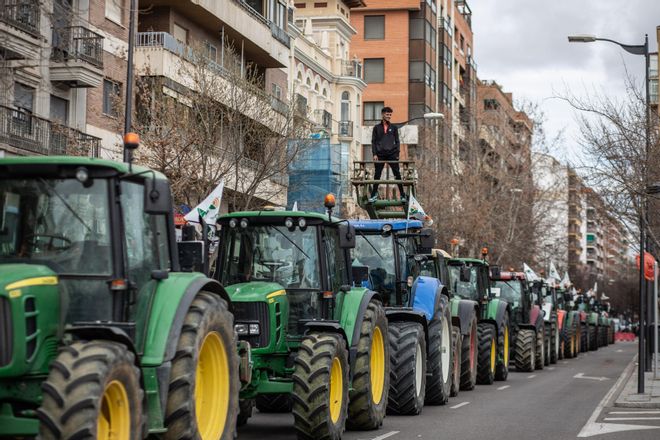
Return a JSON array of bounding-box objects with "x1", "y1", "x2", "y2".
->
[
  {"x1": 491, "y1": 271, "x2": 526, "y2": 281},
  {"x1": 0, "y1": 156, "x2": 167, "y2": 180},
  {"x1": 220, "y1": 210, "x2": 340, "y2": 223},
  {"x1": 348, "y1": 219, "x2": 424, "y2": 232},
  {"x1": 448, "y1": 257, "x2": 489, "y2": 267}
]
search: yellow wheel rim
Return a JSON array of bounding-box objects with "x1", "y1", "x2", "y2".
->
[
  {"x1": 195, "y1": 332, "x2": 230, "y2": 439},
  {"x1": 490, "y1": 337, "x2": 496, "y2": 372},
  {"x1": 98, "y1": 380, "x2": 130, "y2": 440},
  {"x1": 503, "y1": 327, "x2": 509, "y2": 366},
  {"x1": 370, "y1": 326, "x2": 385, "y2": 404},
  {"x1": 329, "y1": 357, "x2": 343, "y2": 423}
]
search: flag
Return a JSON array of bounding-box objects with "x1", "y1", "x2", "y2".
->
[
  {"x1": 407, "y1": 194, "x2": 433, "y2": 225},
  {"x1": 593, "y1": 282, "x2": 598, "y2": 294},
  {"x1": 523, "y1": 263, "x2": 539, "y2": 281},
  {"x1": 549, "y1": 262, "x2": 561, "y2": 282},
  {"x1": 560, "y1": 271, "x2": 571, "y2": 289},
  {"x1": 184, "y1": 180, "x2": 225, "y2": 225},
  {"x1": 292, "y1": 201, "x2": 298, "y2": 211},
  {"x1": 636, "y1": 251, "x2": 657, "y2": 280}
]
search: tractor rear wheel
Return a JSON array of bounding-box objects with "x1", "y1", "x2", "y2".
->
[
  {"x1": 535, "y1": 326, "x2": 545, "y2": 370},
  {"x1": 37, "y1": 341, "x2": 143, "y2": 440},
  {"x1": 164, "y1": 291, "x2": 239, "y2": 440},
  {"x1": 387, "y1": 322, "x2": 426, "y2": 415},
  {"x1": 543, "y1": 325, "x2": 551, "y2": 366},
  {"x1": 292, "y1": 333, "x2": 349, "y2": 440},
  {"x1": 450, "y1": 326, "x2": 461, "y2": 397},
  {"x1": 550, "y1": 322, "x2": 558, "y2": 364},
  {"x1": 563, "y1": 325, "x2": 574, "y2": 359},
  {"x1": 477, "y1": 323, "x2": 497, "y2": 385},
  {"x1": 425, "y1": 302, "x2": 453, "y2": 405},
  {"x1": 237, "y1": 399, "x2": 255, "y2": 427},
  {"x1": 255, "y1": 394, "x2": 292, "y2": 413},
  {"x1": 573, "y1": 324, "x2": 580, "y2": 357},
  {"x1": 558, "y1": 326, "x2": 565, "y2": 361},
  {"x1": 495, "y1": 314, "x2": 510, "y2": 381},
  {"x1": 580, "y1": 323, "x2": 588, "y2": 353},
  {"x1": 589, "y1": 325, "x2": 598, "y2": 351},
  {"x1": 347, "y1": 301, "x2": 389, "y2": 429},
  {"x1": 514, "y1": 329, "x2": 535, "y2": 372},
  {"x1": 460, "y1": 314, "x2": 478, "y2": 391}
]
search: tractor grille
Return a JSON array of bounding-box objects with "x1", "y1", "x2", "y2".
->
[
  {"x1": 233, "y1": 302, "x2": 270, "y2": 348},
  {"x1": 0, "y1": 296, "x2": 12, "y2": 367}
]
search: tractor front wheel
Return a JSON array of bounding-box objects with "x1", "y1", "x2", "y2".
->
[
  {"x1": 495, "y1": 314, "x2": 510, "y2": 381},
  {"x1": 514, "y1": 329, "x2": 535, "y2": 372},
  {"x1": 425, "y1": 302, "x2": 453, "y2": 405},
  {"x1": 535, "y1": 326, "x2": 545, "y2": 370},
  {"x1": 460, "y1": 314, "x2": 478, "y2": 391},
  {"x1": 450, "y1": 326, "x2": 462, "y2": 397},
  {"x1": 477, "y1": 323, "x2": 497, "y2": 385},
  {"x1": 37, "y1": 341, "x2": 143, "y2": 440},
  {"x1": 347, "y1": 301, "x2": 389, "y2": 429},
  {"x1": 589, "y1": 325, "x2": 598, "y2": 351},
  {"x1": 387, "y1": 322, "x2": 427, "y2": 415},
  {"x1": 550, "y1": 322, "x2": 558, "y2": 364},
  {"x1": 580, "y1": 323, "x2": 588, "y2": 353},
  {"x1": 292, "y1": 333, "x2": 349, "y2": 440},
  {"x1": 164, "y1": 291, "x2": 239, "y2": 440}
]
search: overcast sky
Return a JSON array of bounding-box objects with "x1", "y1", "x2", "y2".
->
[{"x1": 470, "y1": 0, "x2": 660, "y2": 163}]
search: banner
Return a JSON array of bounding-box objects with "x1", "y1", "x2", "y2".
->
[
  {"x1": 184, "y1": 180, "x2": 224, "y2": 225},
  {"x1": 635, "y1": 251, "x2": 657, "y2": 280}
]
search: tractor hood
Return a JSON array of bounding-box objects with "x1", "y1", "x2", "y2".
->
[
  {"x1": 0, "y1": 263, "x2": 58, "y2": 291},
  {"x1": 225, "y1": 281, "x2": 287, "y2": 302}
]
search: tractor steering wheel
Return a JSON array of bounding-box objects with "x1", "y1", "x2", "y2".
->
[{"x1": 24, "y1": 233, "x2": 72, "y2": 252}]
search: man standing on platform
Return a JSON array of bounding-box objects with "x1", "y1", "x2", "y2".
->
[{"x1": 369, "y1": 106, "x2": 406, "y2": 203}]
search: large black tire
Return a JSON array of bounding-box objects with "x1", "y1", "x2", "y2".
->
[
  {"x1": 37, "y1": 341, "x2": 143, "y2": 439},
  {"x1": 387, "y1": 322, "x2": 426, "y2": 415},
  {"x1": 514, "y1": 329, "x2": 536, "y2": 372},
  {"x1": 477, "y1": 323, "x2": 496, "y2": 385},
  {"x1": 292, "y1": 333, "x2": 349, "y2": 440},
  {"x1": 460, "y1": 314, "x2": 478, "y2": 391},
  {"x1": 255, "y1": 394, "x2": 292, "y2": 413},
  {"x1": 347, "y1": 301, "x2": 389, "y2": 430},
  {"x1": 543, "y1": 325, "x2": 551, "y2": 366},
  {"x1": 589, "y1": 324, "x2": 598, "y2": 351},
  {"x1": 495, "y1": 314, "x2": 510, "y2": 381},
  {"x1": 425, "y1": 301, "x2": 453, "y2": 405},
  {"x1": 237, "y1": 399, "x2": 255, "y2": 427},
  {"x1": 450, "y1": 325, "x2": 461, "y2": 397},
  {"x1": 580, "y1": 323, "x2": 588, "y2": 353},
  {"x1": 164, "y1": 291, "x2": 239, "y2": 440},
  {"x1": 558, "y1": 325, "x2": 565, "y2": 361},
  {"x1": 602, "y1": 326, "x2": 610, "y2": 347},
  {"x1": 550, "y1": 322, "x2": 558, "y2": 364},
  {"x1": 535, "y1": 325, "x2": 545, "y2": 370},
  {"x1": 563, "y1": 325, "x2": 574, "y2": 359}
]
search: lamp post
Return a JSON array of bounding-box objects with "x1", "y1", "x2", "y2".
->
[
  {"x1": 568, "y1": 33, "x2": 650, "y2": 394},
  {"x1": 123, "y1": 0, "x2": 138, "y2": 163},
  {"x1": 397, "y1": 112, "x2": 445, "y2": 127}
]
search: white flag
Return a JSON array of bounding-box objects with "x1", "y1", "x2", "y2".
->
[
  {"x1": 593, "y1": 282, "x2": 598, "y2": 294},
  {"x1": 407, "y1": 194, "x2": 432, "y2": 224},
  {"x1": 549, "y1": 262, "x2": 561, "y2": 282},
  {"x1": 560, "y1": 271, "x2": 571, "y2": 289},
  {"x1": 292, "y1": 201, "x2": 298, "y2": 211},
  {"x1": 523, "y1": 263, "x2": 540, "y2": 281},
  {"x1": 184, "y1": 180, "x2": 224, "y2": 225}
]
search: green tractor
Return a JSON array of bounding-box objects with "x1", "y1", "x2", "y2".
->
[
  {"x1": 575, "y1": 294, "x2": 600, "y2": 352},
  {"x1": 0, "y1": 152, "x2": 240, "y2": 439},
  {"x1": 215, "y1": 201, "x2": 389, "y2": 439},
  {"x1": 555, "y1": 287, "x2": 580, "y2": 359},
  {"x1": 447, "y1": 255, "x2": 511, "y2": 386}
]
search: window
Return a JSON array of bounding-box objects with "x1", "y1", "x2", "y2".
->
[
  {"x1": 410, "y1": 18, "x2": 424, "y2": 39},
  {"x1": 364, "y1": 15, "x2": 384, "y2": 40},
  {"x1": 173, "y1": 23, "x2": 188, "y2": 44},
  {"x1": 363, "y1": 58, "x2": 384, "y2": 83},
  {"x1": 272, "y1": 83, "x2": 282, "y2": 100},
  {"x1": 14, "y1": 82, "x2": 34, "y2": 112},
  {"x1": 205, "y1": 42, "x2": 217, "y2": 62},
  {"x1": 363, "y1": 101, "x2": 384, "y2": 122},
  {"x1": 341, "y1": 91, "x2": 350, "y2": 121},
  {"x1": 105, "y1": 0, "x2": 122, "y2": 24},
  {"x1": 409, "y1": 61, "x2": 424, "y2": 82},
  {"x1": 50, "y1": 95, "x2": 69, "y2": 124},
  {"x1": 103, "y1": 79, "x2": 122, "y2": 116}
]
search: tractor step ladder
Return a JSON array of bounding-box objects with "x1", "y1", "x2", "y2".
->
[{"x1": 350, "y1": 160, "x2": 417, "y2": 219}]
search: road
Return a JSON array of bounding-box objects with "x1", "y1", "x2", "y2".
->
[{"x1": 238, "y1": 342, "x2": 659, "y2": 440}]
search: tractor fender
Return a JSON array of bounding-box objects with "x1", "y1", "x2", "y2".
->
[
  {"x1": 410, "y1": 276, "x2": 444, "y2": 321},
  {"x1": 451, "y1": 299, "x2": 479, "y2": 337},
  {"x1": 589, "y1": 313, "x2": 599, "y2": 326},
  {"x1": 339, "y1": 287, "x2": 383, "y2": 373},
  {"x1": 529, "y1": 306, "x2": 544, "y2": 331},
  {"x1": 485, "y1": 298, "x2": 510, "y2": 335},
  {"x1": 542, "y1": 303, "x2": 553, "y2": 322},
  {"x1": 305, "y1": 321, "x2": 349, "y2": 353},
  {"x1": 141, "y1": 273, "x2": 230, "y2": 366},
  {"x1": 557, "y1": 310, "x2": 567, "y2": 332},
  {"x1": 386, "y1": 308, "x2": 430, "y2": 348}
]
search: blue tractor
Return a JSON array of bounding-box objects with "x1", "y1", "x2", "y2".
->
[{"x1": 349, "y1": 219, "x2": 453, "y2": 415}]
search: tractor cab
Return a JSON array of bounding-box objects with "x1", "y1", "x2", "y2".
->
[
  {"x1": 447, "y1": 258, "x2": 491, "y2": 308},
  {"x1": 489, "y1": 270, "x2": 532, "y2": 330}
]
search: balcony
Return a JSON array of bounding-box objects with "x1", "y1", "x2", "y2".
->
[
  {"x1": 341, "y1": 60, "x2": 363, "y2": 79},
  {"x1": 314, "y1": 110, "x2": 332, "y2": 130},
  {"x1": 338, "y1": 121, "x2": 353, "y2": 138},
  {"x1": 0, "y1": 0, "x2": 41, "y2": 59},
  {"x1": 0, "y1": 105, "x2": 101, "y2": 156},
  {"x1": 270, "y1": 22, "x2": 290, "y2": 48},
  {"x1": 50, "y1": 26, "x2": 104, "y2": 87},
  {"x1": 270, "y1": 96, "x2": 289, "y2": 115}
]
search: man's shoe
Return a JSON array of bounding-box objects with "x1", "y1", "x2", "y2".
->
[{"x1": 368, "y1": 195, "x2": 379, "y2": 203}]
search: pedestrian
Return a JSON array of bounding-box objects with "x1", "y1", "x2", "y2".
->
[{"x1": 369, "y1": 106, "x2": 406, "y2": 203}]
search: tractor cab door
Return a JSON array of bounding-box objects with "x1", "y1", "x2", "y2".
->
[{"x1": 322, "y1": 226, "x2": 350, "y2": 320}]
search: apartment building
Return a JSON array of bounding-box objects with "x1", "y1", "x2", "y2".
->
[{"x1": 0, "y1": 0, "x2": 130, "y2": 158}]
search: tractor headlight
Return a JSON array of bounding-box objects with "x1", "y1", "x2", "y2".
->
[
  {"x1": 249, "y1": 323, "x2": 260, "y2": 335},
  {"x1": 229, "y1": 218, "x2": 238, "y2": 228},
  {"x1": 235, "y1": 324, "x2": 249, "y2": 335},
  {"x1": 284, "y1": 217, "x2": 294, "y2": 229},
  {"x1": 240, "y1": 218, "x2": 249, "y2": 228},
  {"x1": 382, "y1": 224, "x2": 393, "y2": 233},
  {"x1": 298, "y1": 218, "x2": 307, "y2": 228}
]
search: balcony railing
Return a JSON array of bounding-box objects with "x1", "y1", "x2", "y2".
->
[
  {"x1": 0, "y1": 0, "x2": 40, "y2": 37},
  {"x1": 270, "y1": 96, "x2": 289, "y2": 115},
  {"x1": 338, "y1": 121, "x2": 353, "y2": 137},
  {"x1": 341, "y1": 60, "x2": 363, "y2": 79},
  {"x1": 0, "y1": 105, "x2": 101, "y2": 156},
  {"x1": 270, "y1": 22, "x2": 290, "y2": 48},
  {"x1": 52, "y1": 25, "x2": 104, "y2": 68}
]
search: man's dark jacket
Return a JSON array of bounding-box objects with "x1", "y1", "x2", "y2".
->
[{"x1": 371, "y1": 122, "x2": 400, "y2": 157}]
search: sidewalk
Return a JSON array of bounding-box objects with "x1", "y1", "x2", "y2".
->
[{"x1": 614, "y1": 367, "x2": 660, "y2": 408}]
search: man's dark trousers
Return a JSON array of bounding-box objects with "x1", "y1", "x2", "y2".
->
[{"x1": 371, "y1": 153, "x2": 405, "y2": 198}]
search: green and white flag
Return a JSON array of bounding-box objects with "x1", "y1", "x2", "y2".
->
[
  {"x1": 549, "y1": 262, "x2": 561, "y2": 282},
  {"x1": 523, "y1": 263, "x2": 540, "y2": 281},
  {"x1": 560, "y1": 271, "x2": 571, "y2": 289},
  {"x1": 184, "y1": 180, "x2": 225, "y2": 225},
  {"x1": 407, "y1": 194, "x2": 432, "y2": 225}
]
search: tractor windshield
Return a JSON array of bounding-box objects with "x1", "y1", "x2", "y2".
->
[
  {"x1": 0, "y1": 178, "x2": 112, "y2": 275},
  {"x1": 352, "y1": 233, "x2": 396, "y2": 299},
  {"x1": 220, "y1": 225, "x2": 321, "y2": 289},
  {"x1": 448, "y1": 265, "x2": 480, "y2": 301},
  {"x1": 492, "y1": 280, "x2": 522, "y2": 308}
]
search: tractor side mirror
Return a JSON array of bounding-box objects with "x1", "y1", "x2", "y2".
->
[
  {"x1": 564, "y1": 292, "x2": 572, "y2": 301},
  {"x1": 338, "y1": 224, "x2": 356, "y2": 249},
  {"x1": 460, "y1": 266, "x2": 471, "y2": 282},
  {"x1": 419, "y1": 228, "x2": 434, "y2": 250},
  {"x1": 178, "y1": 241, "x2": 205, "y2": 273},
  {"x1": 144, "y1": 178, "x2": 173, "y2": 214},
  {"x1": 490, "y1": 265, "x2": 501, "y2": 278}
]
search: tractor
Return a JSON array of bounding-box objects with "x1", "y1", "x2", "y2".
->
[
  {"x1": 0, "y1": 143, "x2": 240, "y2": 439},
  {"x1": 447, "y1": 255, "x2": 511, "y2": 386},
  {"x1": 489, "y1": 269, "x2": 545, "y2": 372},
  {"x1": 215, "y1": 197, "x2": 389, "y2": 439},
  {"x1": 555, "y1": 287, "x2": 581, "y2": 359},
  {"x1": 529, "y1": 280, "x2": 555, "y2": 366},
  {"x1": 575, "y1": 293, "x2": 600, "y2": 352},
  {"x1": 538, "y1": 281, "x2": 563, "y2": 365},
  {"x1": 348, "y1": 220, "x2": 453, "y2": 415}
]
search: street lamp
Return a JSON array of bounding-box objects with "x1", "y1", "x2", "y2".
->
[
  {"x1": 568, "y1": 33, "x2": 650, "y2": 394},
  {"x1": 398, "y1": 112, "x2": 445, "y2": 126}
]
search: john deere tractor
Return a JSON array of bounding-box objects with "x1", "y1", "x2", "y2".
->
[
  {"x1": 216, "y1": 201, "x2": 389, "y2": 439},
  {"x1": 0, "y1": 151, "x2": 239, "y2": 439},
  {"x1": 575, "y1": 294, "x2": 600, "y2": 352},
  {"x1": 489, "y1": 269, "x2": 545, "y2": 372},
  {"x1": 447, "y1": 256, "x2": 511, "y2": 386},
  {"x1": 555, "y1": 287, "x2": 580, "y2": 359},
  {"x1": 348, "y1": 220, "x2": 452, "y2": 415}
]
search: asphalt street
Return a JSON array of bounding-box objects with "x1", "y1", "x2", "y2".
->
[{"x1": 237, "y1": 341, "x2": 660, "y2": 440}]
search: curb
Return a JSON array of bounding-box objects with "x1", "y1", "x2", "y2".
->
[{"x1": 614, "y1": 357, "x2": 660, "y2": 408}]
